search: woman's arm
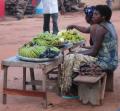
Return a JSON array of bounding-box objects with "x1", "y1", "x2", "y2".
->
[
  {"x1": 67, "y1": 25, "x2": 90, "y2": 33},
  {"x1": 79, "y1": 25, "x2": 107, "y2": 56}
]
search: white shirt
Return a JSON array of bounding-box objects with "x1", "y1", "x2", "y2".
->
[
  {"x1": 106, "y1": 0, "x2": 113, "y2": 2},
  {"x1": 42, "y1": 0, "x2": 58, "y2": 14}
]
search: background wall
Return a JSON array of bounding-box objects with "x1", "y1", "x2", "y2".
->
[
  {"x1": 84, "y1": 0, "x2": 105, "y2": 5},
  {"x1": 83, "y1": 0, "x2": 120, "y2": 9},
  {"x1": 112, "y1": 0, "x2": 120, "y2": 9},
  {"x1": 0, "y1": 0, "x2": 5, "y2": 17}
]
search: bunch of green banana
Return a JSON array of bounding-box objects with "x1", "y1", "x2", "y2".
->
[
  {"x1": 18, "y1": 45, "x2": 47, "y2": 58},
  {"x1": 36, "y1": 32, "x2": 57, "y2": 42},
  {"x1": 32, "y1": 38, "x2": 49, "y2": 46},
  {"x1": 32, "y1": 33, "x2": 65, "y2": 47},
  {"x1": 50, "y1": 47, "x2": 60, "y2": 52},
  {"x1": 50, "y1": 37, "x2": 63, "y2": 46},
  {"x1": 18, "y1": 32, "x2": 65, "y2": 58},
  {"x1": 58, "y1": 29, "x2": 85, "y2": 43}
]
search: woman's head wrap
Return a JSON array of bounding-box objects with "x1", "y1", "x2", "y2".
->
[{"x1": 84, "y1": 6, "x2": 95, "y2": 18}]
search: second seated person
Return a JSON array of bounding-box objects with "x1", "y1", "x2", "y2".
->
[{"x1": 42, "y1": 0, "x2": 65, "y2": 34}]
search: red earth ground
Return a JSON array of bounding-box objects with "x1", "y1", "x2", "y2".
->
[{"x1": 0, "y1": 7, "x2": 120, "y2": 111}]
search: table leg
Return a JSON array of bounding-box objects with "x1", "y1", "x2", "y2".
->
[
  {"x1": 57, "y1": 64, "x2": 62, "y2": 96},
  {"x1": 30, "y1": 68, "x2": 36, "y2": 90},
  {"x1": 42, "y1": 68, "x2": 47, "y2": 108},
  {"x1": 23, "y1": 67, "x2": 26, "y2": 90},
  {"x1": 3, "y1": 66, "x2": 8, "y2": 104}
]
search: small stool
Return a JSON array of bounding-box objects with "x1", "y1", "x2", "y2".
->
[{"x1": 74, "y1": 73, "x2": 107, "y2": 105}]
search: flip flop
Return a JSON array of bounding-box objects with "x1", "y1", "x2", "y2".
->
[{"x1": 62, "y1": 95, "x2": 80, "y2": 99}]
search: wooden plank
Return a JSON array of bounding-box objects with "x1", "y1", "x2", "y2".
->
[
  {"x1": 3, "y1": 88, "x2": 46, "y2": 98},
  {"x1": 74, "y1": 73, "x2": 106, "y2": 83},
  {"x1": 44, "y1": 57, "x2": 63, "y2": 73},
  {"x1": 41, "y1": 69, "x2": 47, "y2": 92},
  {"x1": 78, "y1": 81, "x2": 101, "y2": 105},
  {"x1": 23, "y1": 67, "x2": 26, "y2": 90},
  {"x1": 25, "y1": 80, "x2": 42, "y2": 85},
  {"x1": 30, "y1": 68, "x2": 36, "y2": 90},
  {"x1": 1, "y1": 56, "x2": 63, "y2": 70},
  {"x1": 49, "y1": 70, "x2": 58, "y2": 74}
]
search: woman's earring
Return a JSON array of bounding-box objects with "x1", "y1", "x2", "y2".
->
[
  {"x1": 102, "y1": 17, "x2": 105, "y2": 20},
  {"x1": 102, "y1": 17, "x2": 106, "y2": 21}
]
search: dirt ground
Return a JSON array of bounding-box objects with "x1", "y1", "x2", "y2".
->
[{"x1": 0, "y1": 7, "x2": 120, "y2": 111}]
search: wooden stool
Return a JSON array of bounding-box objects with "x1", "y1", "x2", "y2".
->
[{"x1": 73, "y1": 73, "x2": 107, "y2": 105}]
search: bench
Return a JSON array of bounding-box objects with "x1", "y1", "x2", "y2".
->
[{"x1": 73, "y1": 73, "x2": 107, "y2": 105}]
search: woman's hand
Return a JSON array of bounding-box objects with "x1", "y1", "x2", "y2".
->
[
  {"x1": 67, "y1": 25, "x2": 76, "y2": 30},
  {"x1": 60, "y1": 6, "x2": 65, "y2": 15}
]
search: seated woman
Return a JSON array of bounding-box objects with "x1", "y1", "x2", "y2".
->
[
  {"x1": 60, "y1": 5, "x2": 118, "y2": 97},
  {"x1": 67, "y1": 6, "x2": 96, "y2": 52}
]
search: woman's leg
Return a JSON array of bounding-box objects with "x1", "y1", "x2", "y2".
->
[
  {"x1": 60, "y1": 54, "x2": 75, "y2": 93},
  {"x1": 60, "y1": 53, "x2": 97, "y2": 94}
]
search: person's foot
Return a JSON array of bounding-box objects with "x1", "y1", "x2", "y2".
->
[
  {"x1": 62, "y1": 93, "x2": 79, "y2": 99},
  {"x1": 16, "y1": 16, "x2": 22, "y2": 20},
  {"x1": 16, "y1": 14, "x2": 24, "y2": 20},
  {"x1": 62, "y1": 92, "x2": 79, "y2": 99}
]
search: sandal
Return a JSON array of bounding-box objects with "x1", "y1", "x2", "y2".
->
[{"x1": 62, "y1": 95, "x2": 79, "y2": 99}]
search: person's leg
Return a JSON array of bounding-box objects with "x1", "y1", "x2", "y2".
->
[
  {"x1": 106, "y1": 1, "x2": 112, "y2": 9},
  {"x1": 43, "y1": 14, "x2": 50, "y2": 33},
  {"x1": 60, "y1": 53, "x2": 97, "y2": 97},
  {"x1": 108, "y1": 2, "x2": 112, "y2": 9},
  {"x1": 16, "y1": 0, "x2": 29, "y2": 20},
  {"x1": 51, "y1": 13, "x2": 59, "y2": 34}
]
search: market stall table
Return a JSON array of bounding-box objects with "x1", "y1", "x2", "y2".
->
[
  {"x1": 1, "y1": 40, "x2": 85, "y2": 108},
  {"x1": 1, "y1": 55, "x2": 63, "y2": 108}
]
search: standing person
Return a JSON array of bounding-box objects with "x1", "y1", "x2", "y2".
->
[
  {"x1": 60, "y1": 5, "x2": 118, "y2": 96},
  {"x1": 16, "y1": 0, "x2": 29, "y2": 20},
  {"x1": 106, "y1": 0, "x2": 114, "y2": 9},
  {"x1": 42, "y1": 0, "x2": 65, "y2": 35}
]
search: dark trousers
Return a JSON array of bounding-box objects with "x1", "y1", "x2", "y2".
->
[{"x1": 43, "y1": 13, "x2": 59, "y2": 34}]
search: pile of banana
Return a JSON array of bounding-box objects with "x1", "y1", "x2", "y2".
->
[
  {"x1": 58, "y1": 29, "x2": 85, "y2": 43},
  {"x1": 18, "y1": 42, "x2": 60, "y2": 58},
  {"x1": 32, "y1": 32, "x2": 65, "y2": 46},
  {"x1": 18, "y1": 31, "x2": 85, "y2": 59}
]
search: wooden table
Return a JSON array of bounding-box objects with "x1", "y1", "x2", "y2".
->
[
  {"x1": 1, "y1": 56, "x2": 63, "y2": 108},
  {"x1": 1, "y1": 41, "x2": 85, "y2": 107}
]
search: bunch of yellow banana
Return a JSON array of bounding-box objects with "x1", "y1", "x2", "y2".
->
[{"x1": 58, "y1": 29, "x2": 85, "y2": 43}]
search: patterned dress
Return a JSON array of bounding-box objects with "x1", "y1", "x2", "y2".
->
[{"x1": 96, "y1": 22, "x2": 118, "y2": 71}]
